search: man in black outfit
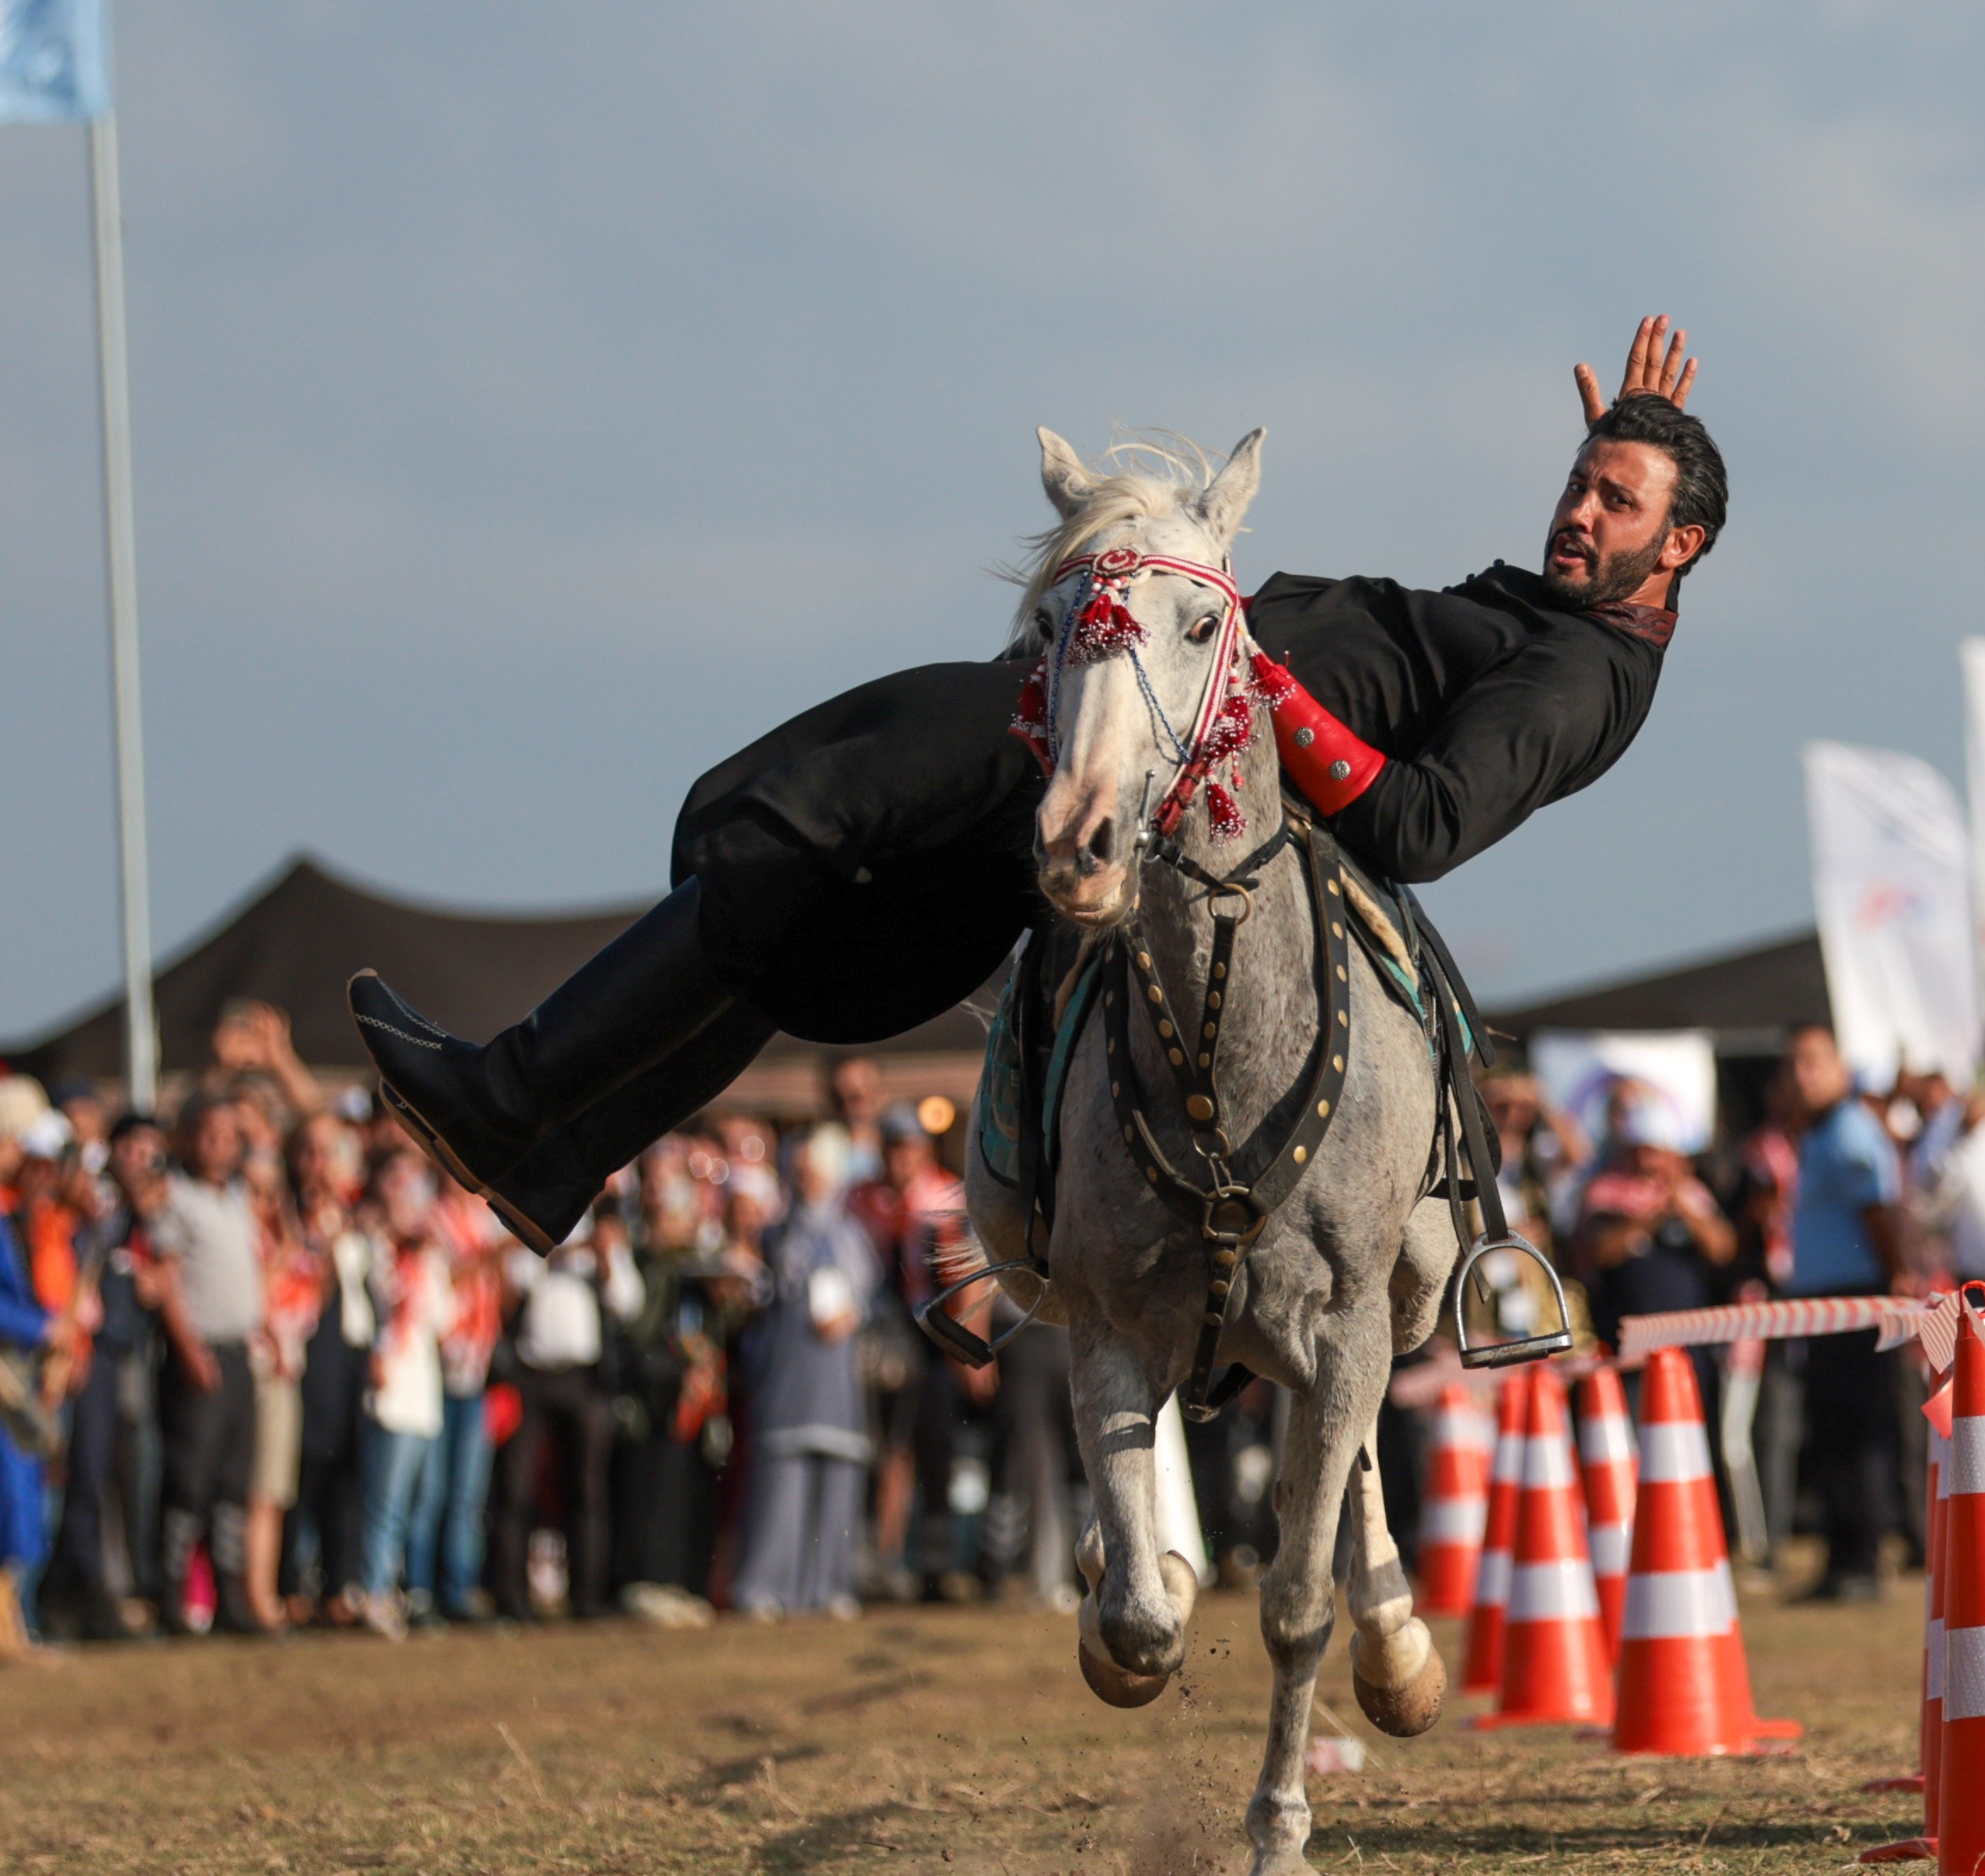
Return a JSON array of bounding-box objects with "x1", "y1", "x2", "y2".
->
[{"x1": 351, "y1": 317, "x2": 1727, "y2": 1253}]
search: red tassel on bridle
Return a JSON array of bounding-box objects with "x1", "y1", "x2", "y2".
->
[{"x1": 1011, "y1": 546, "x2": 1258, "y2": 840}]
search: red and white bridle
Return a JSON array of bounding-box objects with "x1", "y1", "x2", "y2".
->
[{"x1": 1012, "y1": 544, "x2": 1261, "y2": 842}]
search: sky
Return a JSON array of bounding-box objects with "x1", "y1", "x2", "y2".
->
[{"x1": 4, "y1": 1, "x2": 1985, "y2": 1044}]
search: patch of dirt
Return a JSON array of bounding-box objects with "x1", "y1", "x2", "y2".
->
[{"x1": 0, "y1": 1583, "x2": 1930, "y2": 1873}]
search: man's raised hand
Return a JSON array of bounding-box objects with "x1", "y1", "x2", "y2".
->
[{"x1": 1574, "y1": 314, "x2": 1697, "y2": 426}]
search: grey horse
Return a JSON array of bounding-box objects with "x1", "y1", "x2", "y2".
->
[{"x1": 963, "y1": 428, "x2": 1460, "y2": 1876}]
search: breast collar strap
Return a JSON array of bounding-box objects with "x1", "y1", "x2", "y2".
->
[{"x1": 1102, "y1": 809, "x2": 1355, "y2": 1420}]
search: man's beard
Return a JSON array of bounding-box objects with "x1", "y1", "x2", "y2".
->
[{"x1": 1539, "y1": 528, "x2": 1669, "y2": 608}]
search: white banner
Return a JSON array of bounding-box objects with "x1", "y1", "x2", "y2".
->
[
  {"x1": 1960, "y1": 641, "x2": 1985, "y2": 1019},
  {"x1": 1530, "y1": 1029, "x2": 1719, "y2": 1156},
  {"x1": 1804, "y1": 739, "x2": 1979, "y2": 1086}
]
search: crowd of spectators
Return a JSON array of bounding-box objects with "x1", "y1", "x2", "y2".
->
[
  {"x1": 0, "y1": 1002, "x2": 1965, "y2": 1662},
  {"x1": 0, "y1": 1006, "x2": 1092, "y2": 1657},
  {"x1": 1483, "y1": 1022, "x2": 1961, "y2": 1604}
]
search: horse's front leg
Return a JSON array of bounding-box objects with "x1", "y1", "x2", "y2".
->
[
  {"x1": 1246, "y1": 1332, "x2": 1389, "y2": 1876},
  {"x1": 1068, "y1": 1328, "x2": 1197, "y2": 1704},
  {"x1": 1345, "y1": 1415, "x2": 1446, "y2": 1735}
]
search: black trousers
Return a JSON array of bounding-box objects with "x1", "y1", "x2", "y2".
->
[
  {"x1": 491, "y1": 1365, "x2": 615, "y2": 1619},
  {"x1": 157, "y1": 1341, "x2": 256, "y2": 1605},
  {"x1": 1802, "y1": 1326, "x2": 1894, "y2": 1581}
]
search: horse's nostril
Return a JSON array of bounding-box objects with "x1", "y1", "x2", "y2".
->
[{"x1": 1087, "y1": 820, "x2": 1115, "y2": 866}]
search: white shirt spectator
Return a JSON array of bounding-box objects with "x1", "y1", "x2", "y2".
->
[
  {"x1": 153, "y1": 1173, "x2": 265, "y2": 1345},
  {"x1": 369, "y1": 1243, "x2": 456, "y2": 1439},
  {"x1": 507, "y1": 1236, "x2": 642, "y2": 1372}
]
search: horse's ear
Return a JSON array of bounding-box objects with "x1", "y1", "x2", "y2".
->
[
  {"x1": 1038, "y1": 427, "x2": 1095, "y2": 520},
  {"x1": 1195, "y1": 428, "x2": 1265, "y2": 550}
]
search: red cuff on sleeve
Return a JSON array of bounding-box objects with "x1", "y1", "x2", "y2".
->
[{"x1": 1250, "y1": 652, "x2": 1387, "y2": 816}]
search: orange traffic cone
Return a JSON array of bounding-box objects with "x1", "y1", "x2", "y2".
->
[
  {"x1": 1481, "y1": 1364, "x2": 1613, "y2": 1728},
  {"x1": 1612, "y1": 1346, "x2": 1797, "y2": 1755},
  {"x1": 1578, "y1": 1366, "x2": 1637, "y2": 1661},
  {"x1": 1937, "y1": 1297, "x2": 1985, "y2": 1876},
  {"x1": 1419, "y1": 1385, "x2": 1494, "y2": 1616},
  {"x1": 1462, "y1": 1367, "x2": 1532, "y2": 1694},
  {"x1": 1861, "y1": 1410, "x2": 1946, "y2": 1863}
]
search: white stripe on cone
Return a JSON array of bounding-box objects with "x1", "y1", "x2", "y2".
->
[
  {"x1": 1622, "y1": 1563, "x2": 1738, "y2": 1640},
  {"x1": 1474, "y1": 1550, "x2": 1512, "y2": 1608},
  {"x1": 1509, "y1": 1560, "x2": 1600, "y2": 1621},
  {"x1": 1422, "y1": 1496, "x2": 1490, "y2": 1544},
  {"x1": 1638, "y1": 1420, "x2": 1714, "y2": 1483},
  {"x1": 1948, "y1": 1623, "x2": 1985, "y2": 1722},
  {"x1": 1590, "y1": 1522, "x2": 1633, "y2": 1576},
  {"x1": 1579, "y1": 1414, "x2": 1636, "y2": 1467}
]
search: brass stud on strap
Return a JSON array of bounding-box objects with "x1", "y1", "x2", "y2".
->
[
  {"x1": 1137, "y1": 951, "x2": 1152, "y2": 972},
  {"x1": 1332, "y1": 1054, "x2": 1344, "y2": 1072},
  {"x1": 1316, "y1": 1098, "x2": 1331, "y2": 1118},
  {"x1": 1197, "y1": 1052, "x2": 1210, "y2": 1067},
  {"x1": 1337, "y1": 1010, "x2": 1349, "y2": 1028},
  {"x1": 1208, "y1": 990, "x2": 1222, "y2": 1009},
  {"x1": 1213, "y1": 1248, "x2": 1237, "y2": 1268},
  {"x1": 1292, "y1": 1145, "x2": 1308, "y2": 1165},
  {"x1": 1169, "y1": 1048, "x2": 1185, "y2": 1066},
  {"x1": 1206, "y1": 1310, "x2": 1224, "y2": 1326},
  {"x1": 1147, "y1": 984, "x2": 1164, "y2": 1005},
  {"x1": 1111, "y1": 1082, "x2": 1121, "y2": 1098},
  {"x1": 1331, "y1": 921, "x2": 1343, "y2": 938},
  {"x1": 1213, "y1": 961, "x2": 1226, "y2": 979},
  {"x1": 1158, "y1": 1019, "x2": 1175, "y2": 1039},
  {"x1": 1203, "y1": 1022, "x2": 1217, "y2": 1039},
  {"x1": 1209, "y1": 1280, "x2": 1230, "y2": 1298},
  {"x1": 1147, "y1": 1168, "x2": 1161, "y2": 1184},
  {"x1": 1186, "y1": 1094, "x2": 1215, "y2": 1123},
  {"x1": 1123, "y1": 1124, "x2": 1134, "y2": 1143},
  {"x1": 1107, "y1": 1037, "x2": 1117, "y2": 1056},
  {"x1": 1327, "y1": 878, "x2": 1341, "y2": 896},
  {"x1": 1336, "y1": 964, "x2": 1348, "y2": 982}
]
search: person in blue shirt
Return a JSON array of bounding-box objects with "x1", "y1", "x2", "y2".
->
[
  {"x1": 1786, "y1": 1026, "x2": 1906, "y2": 1602},
  {"x1": 0, "y1": 1207, "x2": 57, "y2": 1657}
]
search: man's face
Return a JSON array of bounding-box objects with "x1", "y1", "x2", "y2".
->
[
  {"x1": 1788, "y1": 1030, "x2": 1852, "y2": 1119},
  {"x1": 193, "y1": 1106, "x2": 244, "y2": 1184},
  {"x1": 110, "y1": 1124, "x2": 167, "y2": 1197},
  {"x1": 1542, "y1": 438, "x2": 1680, "y2": 608}
]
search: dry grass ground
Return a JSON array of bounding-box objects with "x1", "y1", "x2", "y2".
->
[{"x1": 0, "y1": 1576, "x2": 1930, "y2": 1875}]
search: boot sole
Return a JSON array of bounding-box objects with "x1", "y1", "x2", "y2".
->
[{"x1": 374, "y1": 1084, "x2": 557, "y2": 1257}]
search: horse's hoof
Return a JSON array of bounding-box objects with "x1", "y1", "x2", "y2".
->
[
  {"x1": 1078, "y1": 1638, "x2": 1170, "y2": 1707},
  {"x1": 1352, "y1": 1641, "x2": 1446, "y2": 1739},
  {"x1": 1076, "y1": 1594, "x2": 1170, "y2": 1708}
]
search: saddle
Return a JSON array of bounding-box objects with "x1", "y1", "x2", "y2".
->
[{"x1": 977, "y1": 836, "x2": 1495, "y2": 1209}]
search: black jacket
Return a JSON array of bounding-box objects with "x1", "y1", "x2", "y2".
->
[{"x1": 673, "y1": 564, "x2": 1670, "y2": 1041}]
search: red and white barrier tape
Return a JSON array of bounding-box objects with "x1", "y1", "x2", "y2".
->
[{"x1": 1617, "y1": 1292, "x2": 1959, "y2": 1374}]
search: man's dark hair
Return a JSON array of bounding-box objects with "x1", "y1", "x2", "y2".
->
[{"x1": 1587, "y1": 394, "x2": 1729, "y2": 580}]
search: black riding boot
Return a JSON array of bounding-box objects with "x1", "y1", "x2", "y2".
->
[
  {"x1": 485, "y1": 1001, "x2": 777, "y2": 1251},
  {"x1": 348, "y1": 876, "x2": 733, "y2": 1195}
]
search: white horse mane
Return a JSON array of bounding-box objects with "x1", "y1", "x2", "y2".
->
[{"x1": 997, "y1": 430, "x2": 1229, "y2": 657}]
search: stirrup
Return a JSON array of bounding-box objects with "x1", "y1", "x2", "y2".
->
[
  {"x1": 1454, "y1": 1233, "x2": 1574, "y2": 1369},
  {"x1": 912, "y1": 1261, "x2": 1047, "y2": 1369}
]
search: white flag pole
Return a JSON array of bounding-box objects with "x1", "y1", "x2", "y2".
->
[{"x1": 88, "y1": 102, "x2": 155, "y2": 1110}]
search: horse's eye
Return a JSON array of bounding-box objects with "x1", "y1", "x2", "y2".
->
[
  {"x1": 1032, "y1": 608, "x2": 1054, "y2": 637},
  {"x1": 1186, "y1": 613, "x2": 1220, "y2": 645}
]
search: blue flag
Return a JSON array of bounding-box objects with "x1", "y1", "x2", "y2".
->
[{"x1": 0, "y1": 0, "x2": 106, "y2": 123}]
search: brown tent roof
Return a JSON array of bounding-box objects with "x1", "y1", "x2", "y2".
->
[
  {"x1": 3, "y1": 851, "x2": 1826, "y2": 1095},
  {"x1": 1, "y1": 855, "x2": 992, "y2": 1089},
  {"x1": 1487, "y1": 930, "x2": 1830, "y2": 1045}
]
